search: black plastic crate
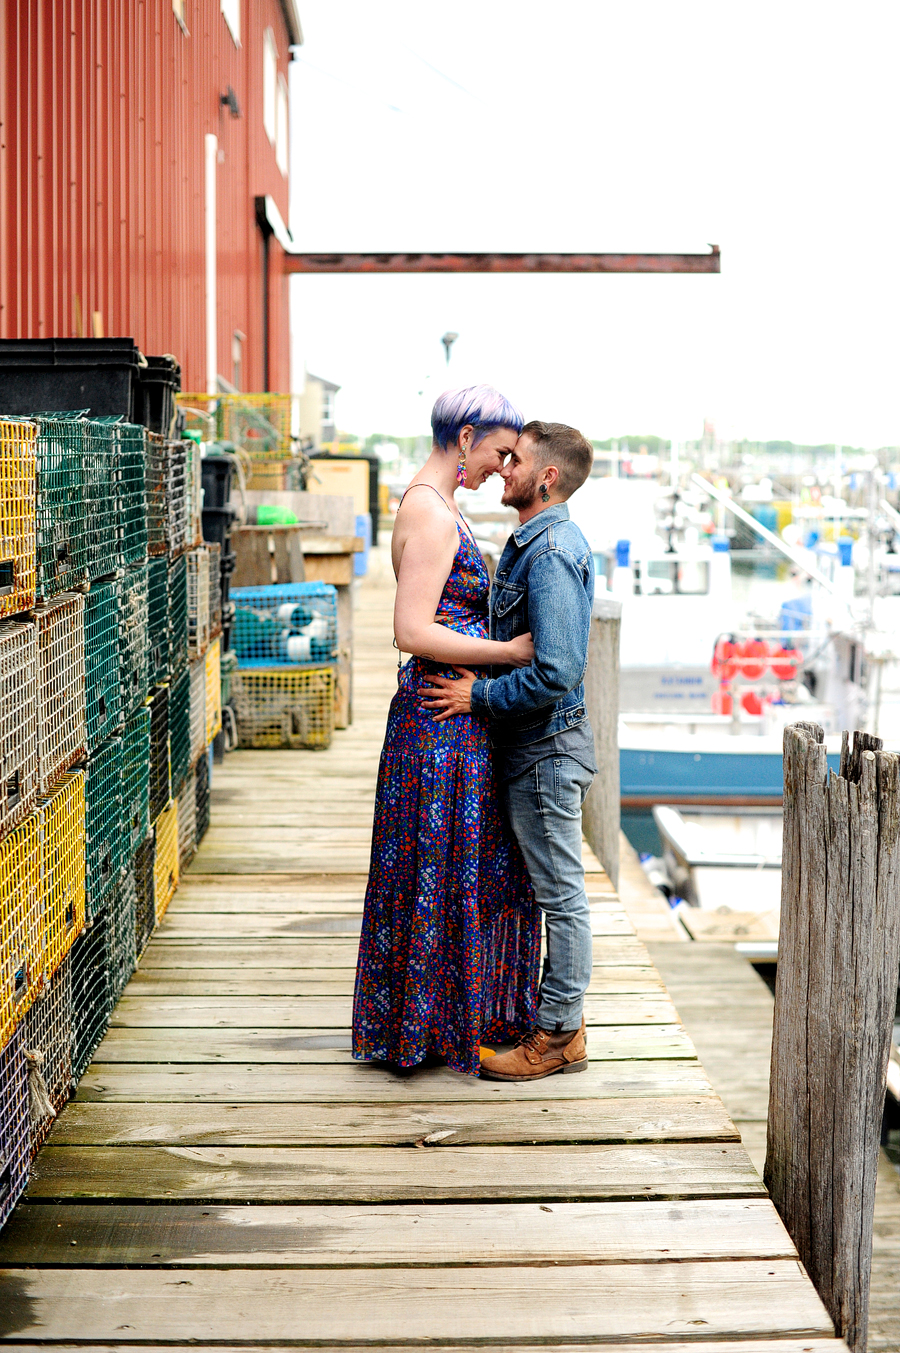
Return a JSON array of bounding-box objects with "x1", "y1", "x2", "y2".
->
[
  {"x1": 23, "y1": 953, "x2": 72, "y2": 1156},
  {"x1": 0, "y1": 1026, "x2": 29, "y2": 1228},
  {"x1": 70, "y1": 910, "x2": 110, "y2": 1083},
  {"x1": 148, "y1": 684, "x2": 170, "y2": 820},
  {"x1": 201, "y1": 505, "x2": 236, "y2": 551},
  {"x1": 169, "y1": 665, "x2": 191, "y2": 798},
  {"x1": 134, "y1": 356, "x2": 180, "y2": 437},
  {"x1": 195, "y1": 747, "x2": 210, "y2": 845},
  {"x1": 84, "y1": 577, "x2": 122, "y2": 750},
  {"x1": 84, "y1": 735, "x2": 124, "y2": 918},
  {"x1": 168, "y1": 554, "x2": 188, "y2": 679},
  {"x1": 200, "y1": 453, "x2": 234, "y2": 509},
  {"x1": 0, "y1": 338, "x2": 141, "y2": 421},
  {"x1": 133, "y1": 831, "x2": 156, "y2": 957}
]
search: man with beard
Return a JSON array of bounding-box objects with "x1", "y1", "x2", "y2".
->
[{"x1": 419, "y1": 420, "x2": 597, "y2": 1079}]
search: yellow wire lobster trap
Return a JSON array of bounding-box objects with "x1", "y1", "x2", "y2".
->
[
  {"x1": 0, "y1": 419, "x2": 37, "y2": 618},
  {"x1": 176, "y1": 393, "x2": 293, "y2": 463},
  {"x1": 0, "y1": 813, "x2": 43, "y2": 1046},
  {"x1": 38, "y1": 770, "x2": 86, "y2": 979},
  {"x1": 232, "y1": 666, "x2": 334, "y2": 750},
  {"x1": 152, "y1": 799, "x2": 179, "y2": 925}
]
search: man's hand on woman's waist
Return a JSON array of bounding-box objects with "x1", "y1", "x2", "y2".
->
[{"x1": 418, "y1": 667, "x2": 477, "y2": 721}]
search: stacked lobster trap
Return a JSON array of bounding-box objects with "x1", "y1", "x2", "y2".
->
[
  {"x1": 230, "y1": 582, "x2": 339, "y2": 750},
  {"x1": 0, "y1": 409, "x2": 223, "y2": 1233}
]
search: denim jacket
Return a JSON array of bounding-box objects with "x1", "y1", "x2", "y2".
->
[{"x1": 470, "y1": 504, "x2": 594, "y2": 748}]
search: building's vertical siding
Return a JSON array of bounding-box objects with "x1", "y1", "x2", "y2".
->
[{"x1": 0, "y1": 0, "x2": 293, "y2": 392}]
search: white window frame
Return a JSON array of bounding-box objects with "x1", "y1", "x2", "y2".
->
[
  {"x1": 263, "y1": 28, "x2": 277, "y2": 144},
  {"x1": 275, "y1": 74, "x2": 289, "y2": 176},
  {"x1": 221, "y1": 0, "x2": 240, "y2": 45}
]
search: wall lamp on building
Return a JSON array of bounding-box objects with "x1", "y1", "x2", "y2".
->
[{"x1": 221, "y1": 86, "x2": 241, "y2": 118}]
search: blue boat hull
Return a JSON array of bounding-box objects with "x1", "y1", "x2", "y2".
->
[{"x1": 620, "y1": 745, "x2": 841, "y2": 807}]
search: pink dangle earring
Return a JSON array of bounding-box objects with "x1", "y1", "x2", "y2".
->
[{"x1": 456, "y1": 439, "x2": 468, "y2": 486}]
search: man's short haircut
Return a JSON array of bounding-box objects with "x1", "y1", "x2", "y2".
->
[
  {"x1": 431, "y1": 385, "x2": 524, "y2": 451},
  {"x1": 521, "y1": 420, "x2": 593, "y2": 499}
]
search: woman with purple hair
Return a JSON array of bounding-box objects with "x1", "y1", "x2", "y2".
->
[{"x1": 352, "y1": 385, "x2": 540, "y2": 1076}]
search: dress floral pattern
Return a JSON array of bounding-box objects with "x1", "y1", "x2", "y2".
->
[{"x1": 352, "y1": 523, "x2": 540, "y2": 1076}]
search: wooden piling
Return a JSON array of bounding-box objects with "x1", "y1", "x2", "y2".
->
[
  {"x1": 765, "y1": 722, "x2": 900, "y2": 1352},
  {"x1": 583, "y1": 596, "x2": 621, "y2": 890}
]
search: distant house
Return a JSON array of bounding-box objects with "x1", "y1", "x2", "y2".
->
[{"x1": 297, "y1": 372, "x2": 340, "y2": 448}]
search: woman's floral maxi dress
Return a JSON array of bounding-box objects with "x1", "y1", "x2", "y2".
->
[{"x1": 352, "y1": 523, "x2": 540, "y2": 1076}]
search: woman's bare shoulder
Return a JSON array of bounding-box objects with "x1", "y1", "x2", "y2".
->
[{"x1": 396, "y1": 486, "x2": 458, "y2": 535}]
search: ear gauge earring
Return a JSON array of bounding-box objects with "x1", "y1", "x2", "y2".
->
[
  {"x1": 456, "y1": 442, "x2": 468, "y2": 486},
  {"x1": 539, "y1": 483, "x2": 550, "y2": 502}
]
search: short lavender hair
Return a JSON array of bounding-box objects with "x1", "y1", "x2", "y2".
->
[{"x1": 431, "y1": 385, "x2": 524, "y2": 451}]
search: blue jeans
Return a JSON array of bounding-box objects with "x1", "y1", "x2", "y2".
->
[{"x1": 502, "y1": 755, "x2": 594, "y2": 1031}]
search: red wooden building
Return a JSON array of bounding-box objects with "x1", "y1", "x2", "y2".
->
[{"x1": 0, "y1": 0, "x2": 300, "y2": 393}]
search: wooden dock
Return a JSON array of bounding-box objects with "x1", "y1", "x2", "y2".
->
[{"x1": 0, "y1": 559, "x2": 848, "y2": 1350}]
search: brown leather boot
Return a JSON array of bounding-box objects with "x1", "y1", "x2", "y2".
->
[{"x1": 479, "y1": 1018, "x2": 588, "y2": 1081}]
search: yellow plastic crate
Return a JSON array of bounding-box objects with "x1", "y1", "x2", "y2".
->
[
  {"x1": 39, "y1": 770, "x2": 86, "y2": 979},
  {"x1": 204, "y1": 635, "x2": 221, "y2": 744},
  {"x1": 232, "y1": 666, "x2": 334, "y2": 750},
  {"x1": 0, "y1": 419, "x2": 37, "y2": 618},
  {"x1": 153, "y1": 799, "x2": 179, "y2": 925},
  {"x1": 0, "y1": 813, "x2": 42, "y2": 1045}
]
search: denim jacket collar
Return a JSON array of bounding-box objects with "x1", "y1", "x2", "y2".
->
[{"x1": 511, "y1": 502, "x2": 570, "y2": 548}]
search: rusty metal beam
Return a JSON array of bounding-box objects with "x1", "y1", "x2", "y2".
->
[{"x1": 282, "y1": 247, "x2": 720, "y2": 276}]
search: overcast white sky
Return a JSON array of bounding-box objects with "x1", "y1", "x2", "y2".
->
[{"x1": 288, "y1": 2, "x2": 899, "y2": 448}]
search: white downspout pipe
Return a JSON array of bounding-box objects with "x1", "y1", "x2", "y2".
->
[{"x1": 205, "y1": 133, "x2": 218, "y2": 396}]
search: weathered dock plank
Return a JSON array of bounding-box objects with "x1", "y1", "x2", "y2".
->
[
  {"x1": 92, "y1": 1024, "x2": 694, "y2": 1063},
  {"x1": 0, "y1": 1262, "x2": 834, "y2": 1343},
  {"x1": 27, "y1": 1141, "x2": 766, "y2": 1201},
  {"x1": 108, "y1": 993, "x2": 680, "y2": 1027},
  {"x1": 0, "y1": 1198, "x2": 795, "y2": 1265},
  {"x1": 72, "y1": 1059, "x2": 718, "y2": 1102},
  {"x1": 43, "y1": 1097, "x2": 741, "y2": 1146}
]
